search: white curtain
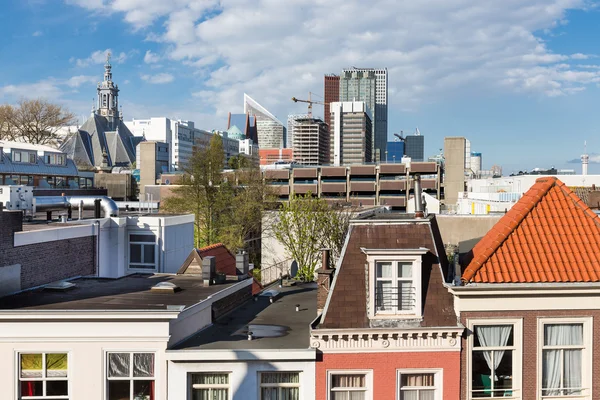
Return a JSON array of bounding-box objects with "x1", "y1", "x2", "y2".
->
[
  {"x1": 133, "y1": 353, "x2": 154, "y2": 377},
  {"x1": 543, "y1": 324, "x2": 583, "y2": 396},
  {"x1": 475, "y1": 325, "x2": 512, "y2": 381},
  {"x1": 108, "y1": 353, "x2": 130, "y2": 377}
]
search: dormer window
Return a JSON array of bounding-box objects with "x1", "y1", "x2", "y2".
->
[
  {"x1": 45, "y1": 153, "x2": 65, "y2": 165},
  {"x1": 12, "y1": 150, "x2": 36, "y2": 164},
  {"x1": 362, "y1": 248, "x2": 428, "y2": 319}
]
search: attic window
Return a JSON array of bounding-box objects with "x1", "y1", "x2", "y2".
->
[{"x1": 362, "y1": 248, "x2": 428, "y2": 319}]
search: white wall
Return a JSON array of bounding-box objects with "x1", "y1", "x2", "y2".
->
[
  {"x1": 167, "y1": 358, "x2": 316, "y2": 400},
  {"x1": 0, "y1": 316, "x2": 173, "y2": 400}
]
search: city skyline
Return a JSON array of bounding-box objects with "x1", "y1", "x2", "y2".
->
[{"x1": 1, "y1": 1, "x2": 600, "y2": 173}]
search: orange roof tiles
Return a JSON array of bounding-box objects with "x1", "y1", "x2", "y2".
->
[{"x1": 462, "y1": 177, "x2": 600, "y2": 284}]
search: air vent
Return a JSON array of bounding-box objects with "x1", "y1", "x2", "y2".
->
[
  {"x1": 150, "y1": 281, "x2": 181, "y2": 293},
  {"x1": 44, "y1": 281, "x2": 76, "y2": 291}
]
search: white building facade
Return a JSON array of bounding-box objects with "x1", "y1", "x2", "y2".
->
[{"x1": 244, "y1": 94, "x2": 286, "y2": 149}]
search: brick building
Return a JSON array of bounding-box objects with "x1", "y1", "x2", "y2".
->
[
  {"x1": 311, "y1": 212, "x2": 462, "y2": 399},
  {"x1": 451, "y1": 176, "x2": 600, "y2": 399}
]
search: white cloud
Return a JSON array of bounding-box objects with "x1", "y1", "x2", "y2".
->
[
  {"x1": 67, "y1": 0, "x2": 598, "y2": 128},
  {"x1": 143, "y1": 50, "x2": 161, "y2": 64},
  {"x1": 0, "y1": 74, "x2": 99, "y2": 100},
  {"x1": 32, "y1": 31, "x2": 43, "y2": 37},
  {"x1": 140, "y1": 72, "x2": 174, "y2": 84},
  {"x1": 65, "y1": 75, "x2": 98, "y2": 88},
  {"x1": 74, "y1": 48, "x2": 128, "y2": 67}
]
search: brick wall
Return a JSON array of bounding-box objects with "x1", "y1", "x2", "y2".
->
[
  {"x1": 316, "y1": 351, "x2": 460, "y2": 400},
  {"x1": 460, "y1": 310, "x2": 600, "y2": 399},
  {"x1": 0, "y1": 211, "x2": 96, "y2": 291},
  {"x1": 211, "y1": 283, "x2": 252, "y2": 319}
]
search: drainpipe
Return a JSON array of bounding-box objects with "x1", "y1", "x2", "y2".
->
[{"x1": 94, "y1": 220, "x2": 101, "y2": 277}]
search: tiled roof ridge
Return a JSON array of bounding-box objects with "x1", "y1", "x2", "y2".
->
[
  {"x1": 462, "y1": 176, "x2": 564, "y2": 283},
  {"x1": 556, "y1": 179, "x2": 600, "y2": 228},
  {"x1": 197, "y1": 243, "x2": 226, "y2": 253}
]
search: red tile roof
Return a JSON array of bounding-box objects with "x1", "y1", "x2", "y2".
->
[
  {"x1": 197, "y1": 243, "x2": 237, "y2": 276},
  {"x1": 462, "y1": 177, "x2": 600, "y2": 284}
]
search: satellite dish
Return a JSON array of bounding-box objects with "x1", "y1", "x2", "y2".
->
[
  {"x1": 290, "y1": 260, "x2": 298, "y2": 278},
  {"x1": 165, "y1": 179, "x2": 171, "y2": 185}
]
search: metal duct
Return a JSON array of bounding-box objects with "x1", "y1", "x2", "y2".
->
[
  {"x1": 33, "y1": 196, "x2": 119, "y2": 217},
  {"x1": 413, "y1": 174, "x2": 424, "y2": 216}
]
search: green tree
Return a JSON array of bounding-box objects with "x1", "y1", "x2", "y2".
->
[
  {"x1": 273, "y1": 194, "x2": 352, "y2": 282},
  {"x1": 0, "y1": 99, "x2": 75, "y2": 144}
]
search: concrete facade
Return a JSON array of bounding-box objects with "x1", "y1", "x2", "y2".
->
[
  {"x1": 290, "y1": 117, "x2": 329, "y2": 166},
  {"x1": 329, "y1": 101, "x2": 373, "y2": 165},
  {"x1": 137, "y1": 141, "x2": 169, "y2": 197},
  {"x1": 443, "y1": 137, "x2": 468, "y2": 206}
]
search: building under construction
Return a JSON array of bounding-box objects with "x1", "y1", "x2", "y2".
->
[{"x1": 289, "y1": 116, "x2": 328, "y2": 166}]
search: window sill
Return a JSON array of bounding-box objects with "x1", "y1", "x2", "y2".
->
[{"x1": 371, "y1": 314, "x2": 423, "y2": 320}]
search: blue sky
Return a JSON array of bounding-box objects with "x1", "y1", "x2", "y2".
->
[{"x1": 1, "y1": 0, "x2": 600, "y2": 174}]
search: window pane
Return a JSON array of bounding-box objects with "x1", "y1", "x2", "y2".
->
[
  {"x1": 261, "y1": 387, "x2": 278, "y2": 400},
  {"x1": 20, "y1": 381, "x2": 42, "y2": 397},
  {"x1": 108, "y1": 380, "x2": 130, "y2": 400},
  {"x1": 398, "y1": 262, "x2": 412, "y2": 278},
  {"x1": 261, "y1": 372, "x2": 299, "y2": 384},
  {"x1": 46, "y1": 380, "x2": 68, "y2": 396},
  {"x1": 108, "y1": 353, "x2": 130, "y2": 377},
  {"x1": 332, "y1": 374, "x2": 365, "y2": 388},
  {"x1": 471, "y1": 351, "x2": 492, "y2": 397},
  {"x1": 143, "y1": 245, "x2": 155, "y2": 264},
  {"x1": 130, "y1": 244, "x2": 142, "y2": 263},
  {"x1": 133, "y1": 353, "x2": 154, "y2": 377},
  {"x1": 131, "y1": 234, "x2": 156, "y2": 242},
  {"x1": 376, "y1": 280, "x2": 394, "y2": 311},
  {"x1": 544, "y1": 324, "x2": 583, "y2": 346},
  {"x1": 46, "y1": 353, "x2": 68, "y2": 377},
  {"x1": 474, "y1": 325, "x2": 513, "y2": 347},
  {"x1": 21, "y1": 354, "x2": 42, "y2": 378},
  {"x1": 193, "y1": 373, "x2": 229, "y2": 385},
  {"x1": 29, "y1": 153, "x2": 36, "y2": 163},
  {"x1": 193, "y1": 388, "x2": 228, "y2": 400},
  {"x1": 399, "y1": 282, "x2": 413, "y2": 311},
  {"x1": 401, "y1": 373, "x2": 435, "y2": 387},
  {"x1": 376, "y1": 262, "x2": 392, "y2": 278},
  {"x1": 134, "y1": 380, "x2": 155, "y2": 400},
  {"x1": 564, "y1": 349, "x2": 582, "y2": 395}
]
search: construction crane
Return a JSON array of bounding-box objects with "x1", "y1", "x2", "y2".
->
[{"x1": 291, "y1": 92, "x2": 327, "y2": 119}]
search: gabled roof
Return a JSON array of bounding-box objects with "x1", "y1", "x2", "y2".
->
[
  {"x1": 319, "y1": 216, "x2": 457, "y2": 329},
  {"x1": 462, "y1": 177, "x2": 600, "y2": 284}
]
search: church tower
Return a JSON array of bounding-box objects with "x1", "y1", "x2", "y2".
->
[{"x1": 97, "y1": 52, "x2": 120, "y2": 130}]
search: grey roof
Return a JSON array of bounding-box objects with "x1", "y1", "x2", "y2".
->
[
  {"x1": 174, "y1": 283, "x2": 317, "y2": 350},
  {"x1": 0, "y1": 150, "x2": 79, "y2": 176},
  {"x1": 60, "y1": 114, "x2": 140, "y2": 168},
  {"x1": 0, "y1": 274, "x2": 238, "y2": 311}
]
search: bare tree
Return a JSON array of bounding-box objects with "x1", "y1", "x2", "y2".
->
[{"x1": 0, "y1": 99, "x2": 75, "y2": 145}]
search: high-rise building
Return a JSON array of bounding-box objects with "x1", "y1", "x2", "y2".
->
[
  {"x1": 290, "y1": 116, "x2": 328, "y2": 166},
  {"x1": 386, "y1": 140, "x2": 404, "y2": 163},
  {"x1": 404, "y1": 134, "x2": 425, "y2": 162},
  {"x1": 244, "y1": 94, "x2": 286, "y2": 149},
  {"x1": 339, "y1": 68, "x2": 387, "y2": 161},
  {"x1": 329, "y1": 101, "x2": 372, "y2": 166},
  {"x1": 444, "y1": 136, "x2": 471, "y2": 205},
  {"x1": 324, "y1": 74, "x2": 340, "y2": 127}
]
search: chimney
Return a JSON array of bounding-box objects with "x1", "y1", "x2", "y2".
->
[
  {"x1": 316, "y1": 249, "x2": 334, "y2": 315},
  {"x1": 236, "y1": 249, "x2": 249, "y2": 275},
  {"x1": 414, "y1": 174, "x2": 424, "y2": 218},
  {"x1": 453, "y1": 248, "x2": 462, "y2": 286},
  {"x1": 202, "y1": 256, "x2": 216, "y2": 286}
]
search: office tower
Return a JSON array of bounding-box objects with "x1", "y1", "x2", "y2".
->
[
  {"x1": 386, "y1": 140, "x2": 404, "y2": 163},
  {"x1": 339, "y1": 68, "x2": 387, "y2": 161},
  {"x1": 324, "y1": 74, "x2": 340, "y2": 126},
  {"x1": 404, "y1": 134, "x2": 425, "y2": 162},
  {"x1": 244, "y1": 94, "x2": 286, "y2": 149},
  {"x1": 329, "y1": 101, "x2": 372, "y2": 166},
  {"x1": 444, "y1": 137, "x2": 471, "y2": 205},
  {"x1": 290, "y1": 115, "x2": 328, "y2": 166}
]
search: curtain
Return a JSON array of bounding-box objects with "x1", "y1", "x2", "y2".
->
[
  {"x1": 133, "y1": 353, "x2": 154, "y2": 377},
  {"x1": 193, "y1": 388, "x2": 228, "y2": 400},
  {"x1": 261, "y1": 372, "x2": 300, "y2": 384},
  {"x1": 543, "y1": 324, "x2": 583, "y2": 396},
  {"x1": 332, "y1": 375, "x2": 365, "y2": 388},
  {"x1": 192, "y1": 374, "x2": 229, "y2": 400},
  {"x1": 108, "y1": 353, "x2": 130, "y2": 377},
  {"x1": 475, "y1": 325, "x2": 512, "y2": 381}
]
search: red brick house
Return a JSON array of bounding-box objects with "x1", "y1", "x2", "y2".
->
[
  {"x1": 311, "y1": 212, "x2": 462, "y2": 400},
  {"x1": 452, "y1": 177, "x2": 600, "y2": 400}
]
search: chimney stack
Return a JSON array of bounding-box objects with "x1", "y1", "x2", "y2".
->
[
  {"x1": 202, "y1": 256, "x2": 216, "y2": 286},
  {"x1": 316, "y1": 249, "x2": 334, "y2": 315},
  {"x1": 414, "y1": 174, "x2": 424, "y2": 218},
  {"x1": 236, "y1": 249, "x2": 249, "y2": 276}
]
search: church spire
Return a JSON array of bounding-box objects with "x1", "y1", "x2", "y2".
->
[{"x1": 97, "y1": 51, "x2": 120, "y2": 129}]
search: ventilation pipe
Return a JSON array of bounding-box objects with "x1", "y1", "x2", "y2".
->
[
  {"x1": 33, "y1": 196, "x2": 119, "y2": 217},
  {"x1": 414, "y1": 174, "x2": 424, "y2": 218}
]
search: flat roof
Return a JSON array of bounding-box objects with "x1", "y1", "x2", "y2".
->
[
  {"x1": 0, "y1": 274, "x2": 238, "y2": 311},
  {"x1": 175, "y1": 282, "x2": 317, "y2": 350}
]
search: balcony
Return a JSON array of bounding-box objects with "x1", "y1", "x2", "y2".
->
[
  {"x1": 293, "y1": 184, "x2": 317, "y2": 195},
  {"x1": 422, "y1": 179, "x2": 437, "y2": 190},
  {"x1": 410, "y1": 162, "x2": 437, "y2": 174},
  {"x1": 264, "y1": 170, "x2": 290, "y2": 180},
  {"x1": 321, "y1": 182, "x2": 347, "y2": 193},
  {"x1": 350, "y1": 182, "x2": 376, "y2": 192},
  {"x1": 321, "y1": 167, "x2": 347, "y2": 177},
  {"x1": 375, "y1": 286, "x2": 416, "y2": 313},
  {"x1": 379, "y1": 180, "x2": 406, "y2": 191},
  {"x1": 379, "y1": 164, "x2": 406, "y2": 175},
  {"x1": 350, "y1": 197, "x2": 376, "y2": 207},
  {"x1": 269, "y1": 185, "x2": 290, "y2": 196},
  {"x1": 293, "y1": 168, "x2": 318, "y2": 179},
  {"x1": 350, "y1": 165, "x2": 376, "y2": 176},
  {"x1": 379, "y1": 196, "x2": 406, "y2": 207}
]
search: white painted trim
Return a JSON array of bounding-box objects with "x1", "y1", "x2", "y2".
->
[
  {"x1": 14, "y1": 349, "x2": 73, "y2": 400},
  {"x1": 103, "y1": 348, "x2": 160, "y2": 400},
  {"x1": 165, "y1": 349, "x2": 316, "y2": 361},
  {"x1": 537, "y1": 317, "x2": 593, "y2": 400},
  {"x1": 453, "y1": 293, "x2": 600, "y2": 314},
  {"x1": 327, "y1": 369, "x2": 373, "y2": 400},
  {"x1": 13, "y1": 224, "x2": 95, "y2": 247},
  {"x1": 466, "y1": 318, "x2": 523, "y2": 400},
  {"x1": 361, "y1": 248, "x2": 429, "y2": 255},
  {"x1": 396, "y1": 368, "x2": 443, "y2": 400},
  {"x1": 0, "y1": 336, "x2": 170, "y2": 343},
  {"x1": 0, "y1": 310, "x2": 180, "y2": 321}
]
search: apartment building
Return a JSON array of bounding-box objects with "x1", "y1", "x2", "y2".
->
[{"x1": 329, "y1": 101, "x2": 373, "y2": 165}]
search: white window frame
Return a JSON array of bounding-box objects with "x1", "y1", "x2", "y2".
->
[
  {"x1": 537, "y1": 317, "x2": 592, "y2": 399},
  {"x1": 467, "y1": 318, "x2": 522, "y2": 400},
  {"x1": 327, "y1": 369, "x2": 373, "y2": 400},
  {"x1": 258, "y1": 372, "x2": 301, "y2": 400},
  {"x1": 105, "y1": 351, "x2": 156, "y2": 400},
  {"x1": 191, "y1": 372, "x2": 230, "y2": 400},
  {"x1": 362, "y1": 248, "x2": 427, "y2": 319},
  {"x1": 397, "y1": 369, "x2": 443, "y2": 400},
  {"x1": 127, "y1": 231, "x2": 158, "y2": 272},
  {"x1": 16, "y1": 351, "x2": 70, "y2": 400}
]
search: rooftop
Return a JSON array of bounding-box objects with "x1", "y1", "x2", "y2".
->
[
  {"x1": 0, "y1": 274, "x2": 239, "y2": 311},
  {"x1": 0, "y1": 140, "x2": 64, "y2": 153},
  {"x1": 462, "y1": 177, "x2": 600, "y2": 284},
  {"x1": 175, "y1": 283, "x2": 316, "y2": 350}
]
